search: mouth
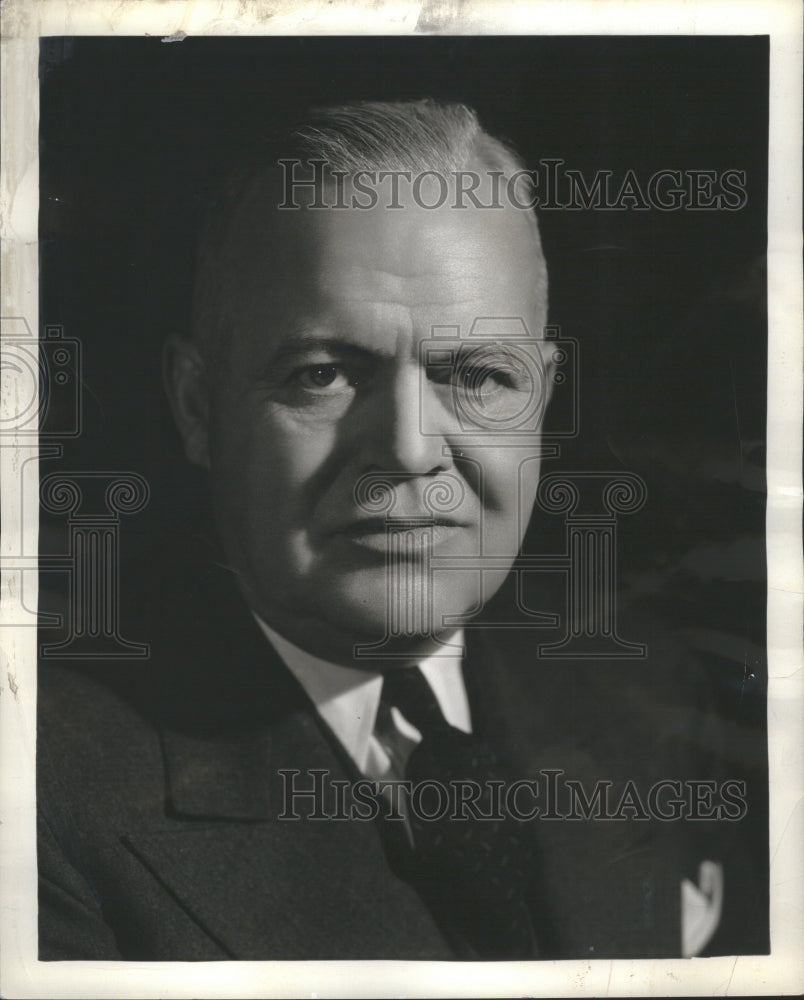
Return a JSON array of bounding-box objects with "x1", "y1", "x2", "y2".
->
[{"x1": 337, "y1": 516, "x2": 469, "y2": 553}]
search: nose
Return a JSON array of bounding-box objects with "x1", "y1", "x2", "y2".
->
[{"x1": 359, "y1": 362, "x2": 450, "y2": 476}]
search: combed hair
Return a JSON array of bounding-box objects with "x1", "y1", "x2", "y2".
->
[
  {"x1": 193, "y1": 100, "x2": 547, "y2": 364},
  {"x1": 293, "y1": 101, "x2": 519, "y2": 174}
]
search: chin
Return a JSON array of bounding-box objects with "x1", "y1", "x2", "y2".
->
[{"x1": 311, "y1": 567, "x2": 487, "y2": 643}]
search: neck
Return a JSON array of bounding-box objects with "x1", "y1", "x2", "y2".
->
[{"x1": 251, "y1": 606, "x2": 465, "y2": 671}]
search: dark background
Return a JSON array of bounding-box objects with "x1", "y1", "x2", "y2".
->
[{"x1": 38, "y1": 34, "x2": 769, "y2": 929}]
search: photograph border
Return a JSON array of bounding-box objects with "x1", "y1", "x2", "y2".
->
[{"x1": 1, "y1": 1, "x2": 802, "y2": 997}]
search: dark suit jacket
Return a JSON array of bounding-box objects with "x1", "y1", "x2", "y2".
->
[{"x1": 37, "y1": 539, "x2": 766, "y2": 961}]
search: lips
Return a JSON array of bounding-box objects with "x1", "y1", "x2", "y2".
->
[
  {"x1": 331, "y1": 514, "x2": 470, "y2": 555},
  {"x1": 341, "y1": 515, "x2": 465, "y2": 538}
]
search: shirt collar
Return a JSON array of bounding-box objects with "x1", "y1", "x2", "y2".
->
[{"x1": 253, "y1": 616, "x2": 469, "y2": 772}]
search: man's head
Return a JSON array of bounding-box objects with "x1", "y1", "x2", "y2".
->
[{"x1": 166, "y1": 100, "x2": 551, "y2": 664}]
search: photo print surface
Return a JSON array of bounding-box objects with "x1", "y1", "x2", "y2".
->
[{"x1": 32, "y1": 34, "x2": 770, "y2": 963}]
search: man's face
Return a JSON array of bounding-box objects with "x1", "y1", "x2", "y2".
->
[{"x1": 191, "y1": 183, "x2": 549, "y2": 663}]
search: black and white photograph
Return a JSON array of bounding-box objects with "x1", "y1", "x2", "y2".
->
[{"x1": 1, "y1": 2, "x2": 801, "y2": 997}]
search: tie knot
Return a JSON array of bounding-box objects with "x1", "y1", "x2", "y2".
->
[{"x1": 380, "y1": 666, "x2": 447, "y2": 736}]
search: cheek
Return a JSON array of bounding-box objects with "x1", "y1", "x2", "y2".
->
[
  {"x1": 476, "y1": 450, "x2": 542, "y2": 513},
  {"x1": 213, "y1": 400, "x2": 331, "y2": 485},
  {"x1": 210, "y1": 402, "x2": 345, "y2": 552},
  {"x1": 473, "y1": 449, "x2": 542, "y2": 552},
  {"x1": 517, "y1": 454, "x2": 543, "y2": 514}
]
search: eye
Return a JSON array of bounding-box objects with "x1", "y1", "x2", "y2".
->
[
  {"x1": 431, "y1": 362, "x2": 520, "y2": 398},
  {"x1": 295, "y1": 364, "x2": 351, "y2": 391},
  {"x1": 460, "y1": 363, "x2": 517, "y2": 395},
  {"x1": 426, "y1": 347, "x2": 528, "y2": 397}
]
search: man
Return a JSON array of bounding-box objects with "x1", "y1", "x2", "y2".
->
[{"x1": 38, "y1": 100, "x2": 757, "y2": 960}]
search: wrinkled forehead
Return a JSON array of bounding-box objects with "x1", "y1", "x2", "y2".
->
[{"x1": 211, "y1": 167, "x2": 548, "y2": 344}]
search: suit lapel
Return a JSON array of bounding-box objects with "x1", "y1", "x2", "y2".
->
[
  {"x1": 126, "y1": 572, "x2": 452, "y2": 959},
  {"x1": 124, "y1": 814, "x2": 452, "y2": 959},
  {"x1": 134, "y1": 701, "x2": 453, "y2": 958}
]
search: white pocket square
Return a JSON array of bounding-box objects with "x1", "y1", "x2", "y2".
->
[{"x1": 681, "y1": 859, "x2": 724, "y2": 957}]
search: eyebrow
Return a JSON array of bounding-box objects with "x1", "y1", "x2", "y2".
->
[
  {"x1": 444, "y1": 341, "x2": 539, "y2": 364},
  {"x1": 258, "y1": 336, "x2": 379, "y2": 376}
]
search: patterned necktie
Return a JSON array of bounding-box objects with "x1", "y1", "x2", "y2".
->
[{"x1": 375, "y1": 665, "x2": 540, "y2": 960}]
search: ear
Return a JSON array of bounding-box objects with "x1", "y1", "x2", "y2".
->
[{"x1": 163, "y1": 335, "x2": 211, "y2": 469}]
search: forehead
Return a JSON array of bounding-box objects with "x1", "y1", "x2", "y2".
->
[{"x1": 222, "y1": 183, "x2": 545, "y2": 350}]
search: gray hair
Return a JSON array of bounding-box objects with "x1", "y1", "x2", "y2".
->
[
  {"x1": 193, "y1": 99, "x2": 548, "y2": 364},
  {"x1": 293, "y1": 100, "x2": 530, "y2": 174}
]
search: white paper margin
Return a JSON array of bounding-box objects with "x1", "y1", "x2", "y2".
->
[{"x1": 1, "y1": 1, "x2": 802, "y2": 996}]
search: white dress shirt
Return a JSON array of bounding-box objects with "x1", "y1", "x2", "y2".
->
[{"x1": 254, "y1": 616, "x2": 471, "y2": 781}]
